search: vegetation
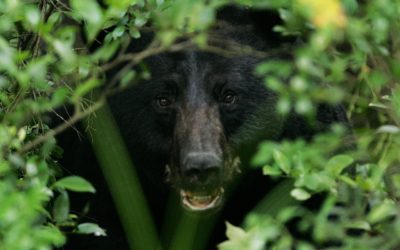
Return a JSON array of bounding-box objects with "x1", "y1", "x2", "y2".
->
[{"x1": 0, "y1": 0, "x2": 400, "y2": 249}]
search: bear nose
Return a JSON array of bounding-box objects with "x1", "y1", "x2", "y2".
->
[{"x1": 182, "y1": 152, "x2": 222, "y2": 186}]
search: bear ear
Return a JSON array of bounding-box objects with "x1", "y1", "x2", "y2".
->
[
  {"x1": 215, "y1": 5, "x2": 296, "y2": 50},
  {"x1": 248, "y1": 9, "x2": 286, "y2": 45},
  {"x1": 216, "y1": 5, "x2": 253, "y2": 25},
  {"x1": 216, "y1": 5, "x2": 280, "y2": 30}
]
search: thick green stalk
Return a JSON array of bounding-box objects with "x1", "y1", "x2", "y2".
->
[{"x1": 88, "y1": 103, "x2": 161, "y2": 250}]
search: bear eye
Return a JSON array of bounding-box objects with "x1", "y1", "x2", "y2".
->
[
  {"x1": 222, "y1": 92, "x2": 237, "y2": 105},
  {"x1": 157, "y1": 96, "x2": 173, "y2": 108}
]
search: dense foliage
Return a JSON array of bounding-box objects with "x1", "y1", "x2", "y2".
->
[{"x1": 0, "y1": 0, "x2": 400, "y2": 249}]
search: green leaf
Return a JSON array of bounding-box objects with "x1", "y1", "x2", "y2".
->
[
  {"x1": 158, "y1": 30, "x2": 179, "y2": 47},
  {"x1": 70, "y1": 0, "x2": 104, "y2": 41},
  {"x1": 93, "y1": 41, "x2": 120, "y2": 62},
  {"x1": 51, "y1": 87, "x2": 70, "y2": 107},
  {"x1": 251, "y1": 142, "x2": 274, "y2": 166},
  {"x1": 265, "y1": 76, "x2": 284, "y2": 92},
  {"x1": 218, "y1": 222, "x2": 250, "y2": 250},
  {"x1": 368, "y1": 70, "x2": 389, "y2": 90},
  {"x1": 112, "y1": 25, "x2": 125, "y2": 39},
  {"x1": 77, "y1": 223, "x2": 107, "y2": 236},
  {"x1": 345, "y1": 220, "x2": 371, "y2": 231},
  {"x1": 302, "y1": 173, "x2": 333, "y2": 192},
  {"x1": 376, "y1": 125, "x2": 400, "y2": 134},
  {"x1": 41, "y1": 136, "x2": 56, "y2": 158},
  {"x1": 72, "y1": 78, "x2": 101, "y2": 102},
  {"x1": 290, "y1": 188, "x2": 311, "y2": 201},
  {"x1": 225, "y1": 222, "x2": 247, "y2": 240},
  {"x1": 129, "y1": 27, "x2": 141, "y2": 39},
  {"x1": 24, "y1": 5, "x2": 41, "y2": 28},
  {"x1": 339, "y1": 175, "x2": 357, "y2": 187},
  {"x1": 296, "y1": 241, "x2": 315, "y2": 250},
  {"x1": 52, "y1": 39, "x2": 76, "y2": 66},
  {"x1": 295, "y1": 98, "x2": 312, "y2": 115},
  {"x1": 120, "y1": 70, "x2": 136, "y2": 87},
  {"x1": 36, "y1": 226, "x2": 66, "y2": 247},
  {"x1": 277, "y1": 97, "x2": 291, "y2": 115},
  {"x1": 367, "y1": 200, "x2": 397, "y2": 224},
  {"x1": 53, "y1": 176, "x2": 96, "y2": 193},
  {"x1": 290, "y1": 76, "x2": 307, "y2": 92},
  {"x1": 277, "y1": 206, "x2": 300, "y2": 223},
  {"x1": 262, "y1": 165, "x2": 282, "y2": 176},
  {"x1": 273, "y1": 149, "x2": 291, "y2": 174},
  {"x1": 53, "y1": 191, "x2": 70, "y2": 223},
  {"x1": 255, "y1": 60, "x2": 292, "y2": 77},
  {"x1": 326, "y1": 154, "x2": 354, "y2": 176}
]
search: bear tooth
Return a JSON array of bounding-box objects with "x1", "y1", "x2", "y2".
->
[{"x1": 191, "y1": 196, "x2": 211, "y2": 201}]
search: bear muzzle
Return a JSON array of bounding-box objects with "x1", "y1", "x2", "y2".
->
[{"x1": 180, "y1": 187, "x2": 224, "y2": 211}]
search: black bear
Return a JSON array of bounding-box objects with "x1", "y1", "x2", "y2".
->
[{"x1": 56, "y1": 6, "x2": 349, "y2": 250}]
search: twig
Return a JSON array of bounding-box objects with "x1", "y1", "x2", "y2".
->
[
  {"x1": 19, "y1": 98, "x2": 105, "y2": 154},
  {"x1": 51, "y1": 107, "x2": 83, "y2": 140},
  {"x1": 101, "y1": 40, "x2": 193, "y2": 72},
  {"x1": 101, "y1": 36, "x2": 290, "y2": 75}
]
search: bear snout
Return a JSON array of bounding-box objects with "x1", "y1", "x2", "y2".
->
[{"x1": 181, "y1": 152, "x2": 222, "y2": 189}]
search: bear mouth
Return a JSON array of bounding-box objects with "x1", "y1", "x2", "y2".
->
[{"x1": 180, "y1": 187, "x2": 224, "y2": 211}]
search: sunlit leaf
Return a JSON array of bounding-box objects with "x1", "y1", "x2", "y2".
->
[
  {"x1": 70, "y1": 0, "x2": 104, "y2": 41},
  {"x1": 77, "y1": 223, "x2": 107, "y2": 236},
  {"x1": 273, "y1": 149, "x2": 291, "y2": 174},
  {"x1": 225, "y1": 222, "x2": 247, "y2": 240},
  {"x1": 290, "y1": 188, "x2": 311, "y2": 200}
]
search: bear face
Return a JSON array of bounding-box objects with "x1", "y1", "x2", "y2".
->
[{"x1": 108, "y1": 47, "x2": 284, "y2": 211}]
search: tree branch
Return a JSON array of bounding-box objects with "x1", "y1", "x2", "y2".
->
[{"x1": 19, "y1": 98, "x2": 105, "y2": 154}]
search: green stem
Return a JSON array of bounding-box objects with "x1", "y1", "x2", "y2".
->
[{"x1": 88, "y1": 103, "x2": 161, "y2": 250}]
